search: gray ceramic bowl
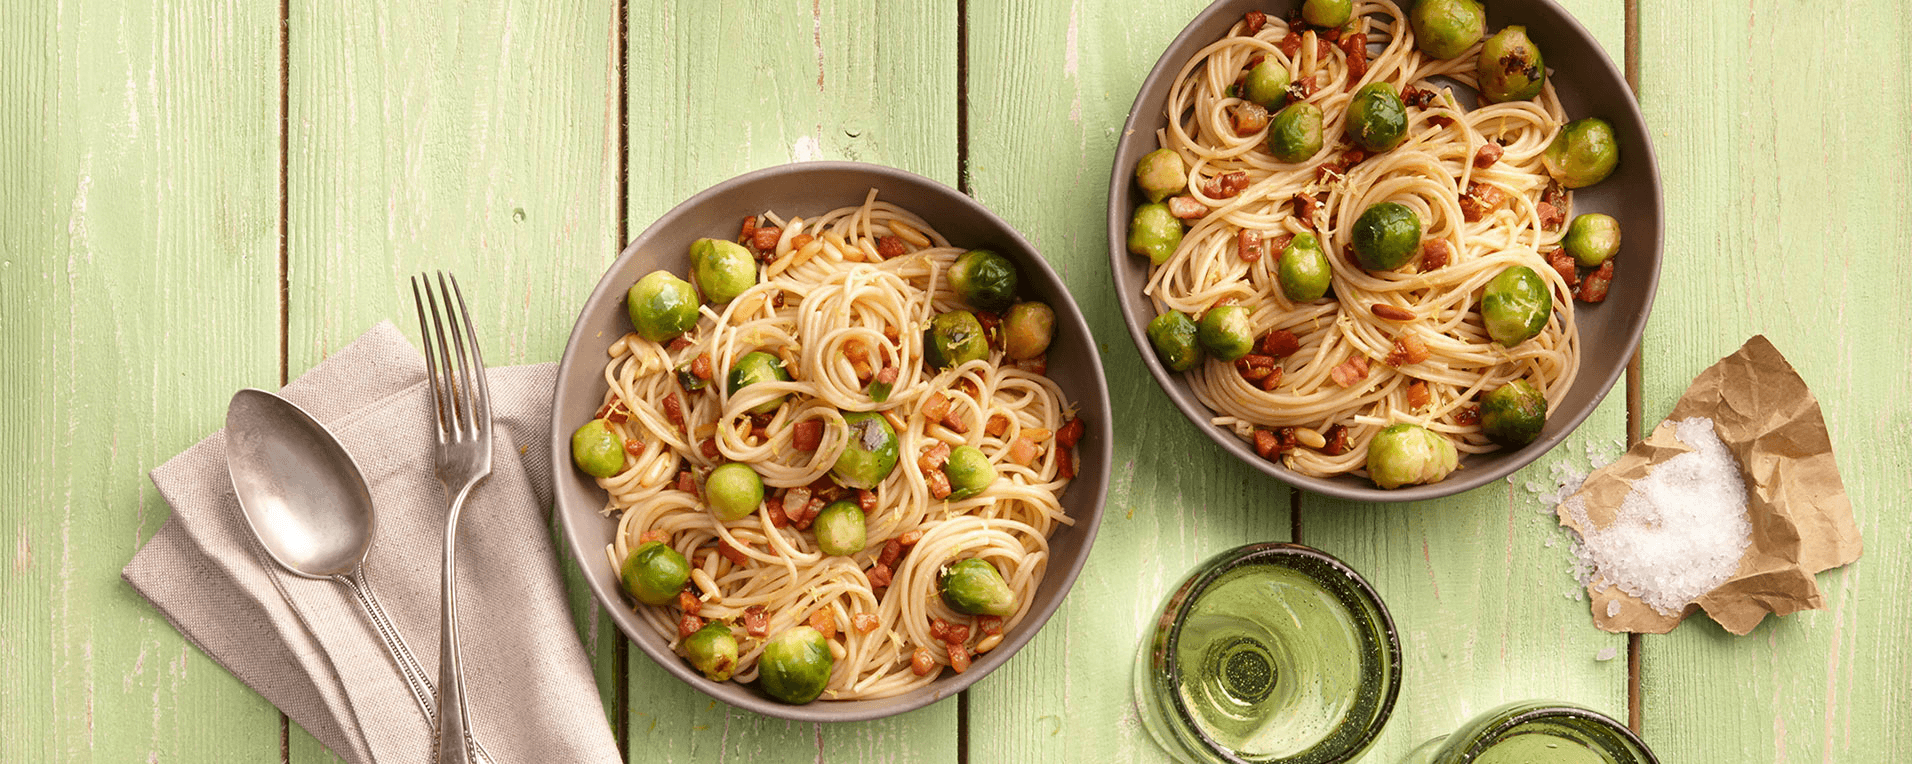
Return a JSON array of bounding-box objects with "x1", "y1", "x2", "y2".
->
[
  {"x1": 553, "y1": 162, "x2": 1112, "y2": 722},
  {"x1": 1108, "y1": 0, "x2": 1661, "y2": 502}
]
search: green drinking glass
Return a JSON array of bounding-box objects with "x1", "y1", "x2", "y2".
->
[
  {"x1": 1134, "y1": 543, "x2": 1402, "y2": 763},
  {"x1": 1401, "y1": 701, "x2": 1660, "y2": 764}
]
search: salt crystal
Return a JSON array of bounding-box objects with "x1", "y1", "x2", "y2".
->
[
  {"x1": 1595, "y1": 647, "x2": 1618, "y2": 661},
  {"x1": 1565, "y1": 417, "x2": 1753, "y2": 616},
  {"x1": 1606, "y1": 599, "x2": 1621, "y2": 618}
]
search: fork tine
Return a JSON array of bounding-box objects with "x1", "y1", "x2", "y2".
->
[
  {"x1": 445, "y1": 273, "x2": 491, "y2": 426},
  {"x1": 436, "y1": 272, "x2": 478, "y2": 436},
  {"x1": 411, "y1": 276, "x2": 449, "y2": 440},
  {"x1": 422, "y1": 273, "x2": 461, "y2": 435}
]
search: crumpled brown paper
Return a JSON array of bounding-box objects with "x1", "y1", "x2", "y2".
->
[{"x1": 1557, "y1": 336, "x2": 1862, "y2": 635}]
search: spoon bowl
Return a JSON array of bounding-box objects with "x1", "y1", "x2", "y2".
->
[{"x1": 225, "y1": 388, "x2": 377, "y2": 577}]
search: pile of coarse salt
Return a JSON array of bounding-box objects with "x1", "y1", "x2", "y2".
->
[{"x1": 1563, "y1": 417, "x2": 1754, "y2": 616}]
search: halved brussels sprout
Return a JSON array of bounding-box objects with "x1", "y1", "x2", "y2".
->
[
  {"x1": 626, "y1": 270, "x2": 700, "y2": 342},
  {"x1": 1345, "y1": 82, "x2": 1409, "y2": 153},
  {"x1": 1352, "y1": 202, "x2": 1422, "y2": 271},
  {"x1": 948, "y1": 249, "x2": 1018, "y2": 312},
  {"x1": 571, "y1": 418, "x2": 625, "y2": 478},
  {"x1": 832, "y1": 411, "x2": 900, "y2": 490},
  {"x1": 705, "y1": 462, "x2": 764, "y2": 522},
  {"x1": 924, "y1": 310, "x2": 990, "y2": 369},
  {"x1": 1147, "y1": 310, "x2": 1203, "y2": 372},
  {"x1": 1365, "y1": 423, "x2": 1460, "y2": 489},
  {"x1": 690, "y1": 238, "x2": 759, "y2": 304},
  {"x1": 759, "y1": 626, "x2": 833, "y2": 704},
  {"x1": 1003, "y1": 302, "x2": 1055, "y2": 361},
  {"x1": 1268, "y1": 102, "x2": 1325, "y2": 164},
  {"x1": 1411, "y1": 0, "x2": 1486, "y2": 60},
  {"x1": 1135, "y1": 148, "x2": 1187, "y2": 203},
  {"x1": 727, "y1": 351, "x2": 792, "y2": 415},
  {"x1": 621, "y1": 540, "x2": 690, "y2": 606},
  {"x1": 1128, "y1": 203, "x2": 1186, "y2": 265},
  {"x1": 1479, "y1": 265, "x2": 1551, "y2": 347},
  {"x1": 1544, "y1": 118, "x2": 1620, "y2": 188},
  {"x1": 943, "y1": 445, "x2": 995, "y2": 500},
  {"x1": 940, "y1": 558, "x2": 1017, "y2": 616},
  {"x1": 1480, "y1": 379, "x2": 1548, "y2": 447},
  {"x1": 1276, "y1": 233, "x2": 1332, "y2": 302},
  {"x1": 1197, "y1": 305, "x2": 1255, "y2": 362},
  {"x1": 685, "y1": 620, "x2": 739, "y2": 682},
  {"x1": 1565, "y1": 213, "x2": 1621, "y2": 267},
  {"x1": 814, "y1": 499, "x2": 868, "y2": 556},
  {"x1": 1244, "y1": 60, "x2": 1290, "y2": 111},
  {"x1": 1477, "y1": 26, "x2": 1545, "y2": 103}
]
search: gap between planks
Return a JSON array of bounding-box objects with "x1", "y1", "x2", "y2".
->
[
  {"x1": 955, "y1": 1, "x2": 972, "y2": 761},
  {"x1": 1621, "y1": 0, "x2": 1644, "y2": 736},
  {"x1": 277, "y1": 0, "x2": 292, "y2": 756},
  {"x1": 612, "y1": 0, "x2": 632, "y2": 757}
]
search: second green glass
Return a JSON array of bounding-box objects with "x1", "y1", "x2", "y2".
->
[{"x1": 1134, "y1": 543, "x2": 1402, "y2": 763}]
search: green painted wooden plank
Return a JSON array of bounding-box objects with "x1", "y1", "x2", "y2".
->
[
  {"x1": 962, "y1": 1, "x2": 1302, "y2": 761},
  {"x1": 284, "y1": 1, "x2": 621, "y2": 760},
  {"x1": 1635, "y1": 1, "x2": 1911, "y2": 762},
  {"x1": 0, "y1": 0, "x2": 286, "y2": 760},
  {"x1": 623, "y1": 1, "x2": 959, "y2": 760},
  {"x1": 1299, "y1": 2, "x2": 1631, "y2": 758}
]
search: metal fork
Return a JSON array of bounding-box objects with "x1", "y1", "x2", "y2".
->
[{"x1": 412, "y1": 272, "x2": 496, "y2": 764}]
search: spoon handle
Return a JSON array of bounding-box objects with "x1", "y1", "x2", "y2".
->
[{"x1": 334, "y1": 568, "x2": 439, "y2": 727}]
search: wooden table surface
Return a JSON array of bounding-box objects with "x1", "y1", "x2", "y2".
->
[{"x1": 4, "y1": 0, "x2": 1909, "y2": 761}]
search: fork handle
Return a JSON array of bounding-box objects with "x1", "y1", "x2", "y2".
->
[{"x1": 434, "y1": 483, "x2": 489, "y2": 764}]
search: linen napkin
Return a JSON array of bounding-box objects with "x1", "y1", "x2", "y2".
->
[{"x1": 122, "y1": 322, "x2": 620, "y2": 764}]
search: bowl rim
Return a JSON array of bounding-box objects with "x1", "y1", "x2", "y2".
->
[
  {"x1": 551, "y1": 160, "x2": 1113, "y2": 722},
  {"x1": 1105, "y1": 0, "x2": 1664, "y2": 503}
]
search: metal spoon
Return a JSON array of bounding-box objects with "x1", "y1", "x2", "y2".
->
[{"x1": 223, "y1": 389, "x2": 443, "y2": 731}]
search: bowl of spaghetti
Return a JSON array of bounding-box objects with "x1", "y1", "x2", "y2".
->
[
  {"x1": 553, "y1": 162, "x2": 1110, "y2": 720},
  {"x1": 1110, "y1": 0, "x2": 1661, "y2": 500}
]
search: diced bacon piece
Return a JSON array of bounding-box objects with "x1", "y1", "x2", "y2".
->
[
  {"x1": 1279, "y1": 31, "x2": 1302, "y2": 57},
  {"x1": 677, "y1": 590, "x2": 702, "y2": 613},
  {"x1": 941, "y1": 410, "x2": 969, "y2": 434},
  {"x1": 809, "y1": 609, "x2": 838, "y2": 641},
  {"x1": 1009, "y1": 438, "x2": 1039, "y2": 466},
  {"x1": 865, "y1": 564, "x2": 894, "y2": 590},
  {"x1": 664, "y1": 393, "x2": 685, "y2": 426},
  {"x1": 699, "y1": 438, "x2": 720, "y2": 462},
  {"x1": 1259, "y1": 329, "x2": 1301, "y2": 358},
  {"x1": 1168, "y1": 195, "x2": 1207, "y2": 220},
  {"x1": 737, "y1": 216, "x2": 758, "y2": 244},
  {"x1": 879, "y1": 538, "x2": 904, "y2": 568},
  {"x1": 782, "y1": 486, "x2": 812, "y2": 521},
  {"x1": 1253, "y1": 429, "x2": 1281, "y2": 462},
  {"x1": 1260, "y1": 367, "x2": 1286, "y2": 391},
  {"x1": 668, "y1": 336, "x2": 693, "y2": 353},
  {"x1": 921, "y1": 393, "x2": 953, "y2": 423},
  {"x1": 744, "y1": 606, "x2": 770, "y2": 637},
  {"x1": 790, "y1": 233, "x2": 815, "y2": 250},
  {"x1": 927, "y1": 470, "x2": 953, "y2": 499},
  {"x1": 1242, "y1": 10, "x2": 1266, "y2": 35},
  {"x1": 1454, "y1": 403, "x2": 1481, "y2": 425},
  {"x1": 676, "y1": 470, "x2": 698, "y2": 494},
  {"x1": 638, "y1": 529, "x2": 671, "y2": 545},
  {"x1": 899, "y1": 530, "x2": 923, "y2": 546},
  {"x1": 1284, "y1": 77, "x2": 1319, "y2": 105},
  {"x1": 1056, "y1": 417, "x2": 1085, "y2": 449},
  {"x1": 690, "y1": 353, "x2": 713, "y2": 380},
  {"x1": 765, "y1": 497, "x2": 790, "y2": 528},
  {"x1": 1420, "y1": 240, "x2": 1451, "y2": 272},
  {"x1": 751, "y1": 226, "x2": 781, "y2": 253},
  {"x1": 1235, "y1": 354, "x2": 1276, "y2": 380},
  {"x1": 1537, "y1": 200, "x2": 1567, "y2": 230},
  {"x1": 625, "y1": 438, "x2": 643, "y2": 456},
  {"x1": 1474, "y1": 142, "x2": 1504, "y2": 168},
  {"x1": 875, "y1": 365, "x2": 898, "y2": 385},
  {"x1": 792, "y1": 419, "x2": 824, "y2": 451},
  {"x1": 985, "y1": 415, "x2": 1011, "y2": 438},
  {"x1": 1293, "y1": 194, "x2": 1321, "y2": 222},
  {"x1": 795, "y1": 498, "x2": 823, "y2": 530},
  {"x1": 876, "y1": 235, "x2": 908, "y2": 258},
  {"x1": 679, "y1": 613, "x2": 705, "y2": 637},
  {"x1": 1546, "y1": 248, "x2": 1578, "y2": 286},
  {"x1": 919, "y1": 442, "x2": 952, "y2": 473},
  {"x1": 1385, "y1": 335, "x2": 1430, "y2": 367},
  {"x1": 1058, "y1": 450, "x2": 1076, "y2": 481},
  {"x1": 1401, "y1": 86, "x2": 1436, "y2": 108},
  {"x1": 852, "y1": 613, "x2": 880, "y2": 633},
  {"x1": 1576, "y1": 260, "x2": 1615, "y2": 303},
  {"x1": 1229, "y1": 102, "x2": 1271, "y2": 136},
  {"x1": 947, "y1": 643, "x2": 973, "y2": 673},
  {"x1": 912, "y1": 647, "x2": 938, "y2": 676},
  {"x1": 1431, "y1": 115, "x2": 1456, "y2": 128},
  {"x1": 1408, "y1": 380, "x2": 1432, "y2": 409},
  {"x1": 1237, "y1": 229, "x2": 1262, "y2": 262},
  {"x1": 857, "y1": 489, "x2": 878, "y2": 513},
  {"x1": 1460, "y1": 181, "x2": 1510, "y2": 223},
  {"x1": 978, "y1": 615, "x2": 1004, "y2": 636},
  {"x1": 929, "y1": 618, "x2": 954, "y2": 642},
  {"x1": 1279, "y1": 427, "x2": 1299, "y2": 451},
  {"x1": 717, "y1": 540, "x2": 751, "y2": 565},
  {"x1": 1014, "y1": 355, "x2": 1048, "y2": 375},
  {"x1": 1330, "y1": 356, "x2": 1370, "y2": 388},
  {"x1": 1341, "y1": 31, "x2": 1367, "y2": 84},
  {"x1": 1325, "y1": 424, "x2": 1351, "y2": 455}
]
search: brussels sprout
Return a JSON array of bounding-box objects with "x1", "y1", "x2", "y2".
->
[
  {"x1": 1146, "y1": 310, "x2": 1203, "y2": 372},
  {"x1": 705, "y1": 463, "x2": 764, "y2": 522},
  {"x1": 940, "y1": 558, "x2": 1017, "y2": 616},
  {"x1": 1543, "y1": 118, "x2": 1620, "y2": 189},
  {"x1": 948, "y1": 249, "x2": 1018, "y2": 312},
  {"x1": 1365, "y1": 423, "x2": 1460, "y2": 489},
  {"x1": 626, "y1": 271, "x2": 700, "y2": 342},
  {"x1": 621, "y1": 541, "x2": 690, "y2": 606},
  {"x1": 1003, "y1": 302, "x2": 1055, "y2": 361},
  {"x1": 690, "y1": 238, "x2": 759, "y2": 304},
  {"x1": 727, "y1": 351, "x2": 792, "y2": 415},
  {"x1": 571, "y1": 418, "x2": 625, "y2": 478},
  {"x1": 1480, "y1": 379, "x2": 1548, "y2": 447},
  {"x1": 1276, "y1": 233, "x2": 1332, "y2": 302},
  {"x1": 1345, "y1": 83, "x2": 1410, "y2": 153},
  {"x1": 1477, "y1": 26, "x2": 1545, "y2": 103},
  {"x1": 1197, "y1": 305, "x2": 1254, "y2": 362},
  {"x1": 1128, "y1": 203, "x2": 1186, "y2": 265},
  {"x1": 759, "y1": 626, "x2": 833, "y2": 704},
  {"x1": 832, "y1": 411, "x2": 900, "y2": 490},
  {"x1": 1268, "y1": 102, "x2": 1325, "y2": 163},
  {"x1": 813, "y1": 499, "x2": 868, "y2": 556},
  {"x1": 924, "y1": 310, "x2": 990, "y2": 369},
  {"x1": 943, "y1": 445, "x2": 996, "y2": 500},
  {"x1": 1135, "y1": 148, "x2": 1187, "y2": 203},
  {"x1": 1565, "y1": 213, "x2": 1621, "y2": 267},
  {"x1": 685, "y1": 621, "x2": 739, "y2": 682},
  {"x1": 1411, "y1": 0, "x2": 1486, "y2": 60},
  {"x1": 1351, "y1": 202, "x2": 1422, "y2": 271},
  {"x1": 1479, "y1": 265, "x2": 1551, "y2": 347},
  {"x1": 1304, "y1": 0, "x2": 1353, "y2": 28},
  {"x1": 1243, "y1": 60, "x2": 1290, "y2": 110}
]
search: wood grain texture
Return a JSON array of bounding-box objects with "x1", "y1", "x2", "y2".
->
[
  {"x1": 284, "y1": 0, "x2": 621, "y2": 759},
  {"x1": 1300, "y1": 2, "x2": 1634, "y2": 758},
  {"x1": 622, "y1": 2, "x2": 961, "y2": 761},
  {"x1": 0, "y1": 0, "x2": 286, "y2": 760},
  {"x1": 961, "y1": 1, "x2": 1302, "y2": 761},
  {"x1": 1634, "y1": 1, "x2": 1911, "y2": 761}
]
